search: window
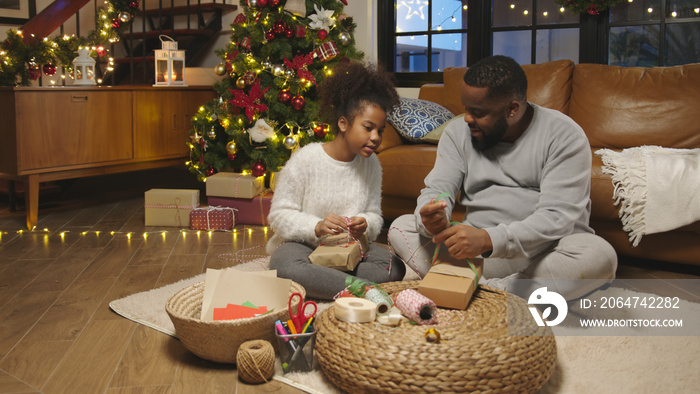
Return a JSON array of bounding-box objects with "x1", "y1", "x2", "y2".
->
[{"x1": 378, "y1": 0, "x2": 700, "y2": 87}]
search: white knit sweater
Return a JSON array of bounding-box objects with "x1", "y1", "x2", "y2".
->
[{"x1": 266, "y1": 143, "x2": 383, "y2": 254}]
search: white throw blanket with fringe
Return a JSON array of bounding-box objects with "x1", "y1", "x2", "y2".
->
[{"x1": 595, "y1": 146, "x2": 700, "y2": 246}]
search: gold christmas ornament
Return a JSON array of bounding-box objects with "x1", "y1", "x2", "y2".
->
[
  {"x1": 283, "y1": 135, "x2": 298, "y2": 150},
  {"x1": 207, "y1": 127, "x2": 217, "y2": 139},
  {"x1": 119, "y1": 12, "x2": 132, "y2": 23},
  {"x1": 214, "y1": 63, "x2": 227, "y2": 76},
  {"x1": 236, "y1": 77, "x2": 247, "y2": 89},
  {"x1": 272, "y1": 64, "x2": 285, "y2": 76},
  {"x1": 226, "y1": 141, "x2": 238, "y2": 155}
]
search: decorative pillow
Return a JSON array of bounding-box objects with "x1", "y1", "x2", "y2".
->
[
  {"x1": 387, "y1": 97, "x2": 455, "y2": 142},
  {"x1": 419, "y1": 114, "x2": 465, "y2": 144}
]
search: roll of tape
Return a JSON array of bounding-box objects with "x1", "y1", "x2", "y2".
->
[
  {"x1": 334, "y1": 297, "x2": 377, "y2": 323},
  {"x1": 364, "y1": 288, "x2": 392, "y2": 316},
  {"x1": 376, "y1": 306, "x2": 403, "y2": 326}
]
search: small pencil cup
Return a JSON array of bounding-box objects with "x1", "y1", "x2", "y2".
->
[{"x1": 275, "y1": 328, "x2": 316, "y2": 373}]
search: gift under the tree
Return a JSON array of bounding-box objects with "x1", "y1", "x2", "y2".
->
[
  {"x1": 206, "y1": 172, "x2": 264, "y2": 199},
  {"x1": 308, "y1": 233, "x2": 369, "y2": 271},
  {"x1": 189, "y1": 206, "x2": 236, "y2": 231},
  {"x1": 207, "y1": 193, "x2": 273, "y2": 225},
  {"x1": 418, "y1": 257, "x2": 483, "y2": 310},
  {"x1": 145, "y1": 189, "x2": 200, "y2": 227}
]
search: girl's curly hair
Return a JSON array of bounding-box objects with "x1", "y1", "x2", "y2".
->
[{"x1": 318, "y1": 60, "x2": 400, "y2": 133}]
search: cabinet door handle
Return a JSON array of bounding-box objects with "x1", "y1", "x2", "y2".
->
[
  {"x1": 173, "y1": 114, "x2": 177, "y2": 129},
  {"x1": 71, "y1": 95, "x2": 88, "y2": 102}
]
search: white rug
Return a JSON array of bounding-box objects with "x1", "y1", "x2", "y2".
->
[{"x1": 110, "y1": 259, "x2": 700, "y2": 393}]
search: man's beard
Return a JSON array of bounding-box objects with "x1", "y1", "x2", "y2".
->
[{"x1": 472, "y1": 114, "x2": 508, "y2": 151}]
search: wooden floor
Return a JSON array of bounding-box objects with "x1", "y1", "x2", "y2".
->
[{"x1": 1, "y1": 167, "x2": 699, "y2": 393}]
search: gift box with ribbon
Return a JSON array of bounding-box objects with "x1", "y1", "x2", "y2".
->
[
  {"x1": 308, "y1": 233, "x2": 369, "y2": 271},
  {"x1": 418, "y1": 257, "x2": 483, "y2": 310},
  {"x1": 206, "y1": 172, "x2": 264, "y2": 199},
  {"x1": 145, "y1": 189, "x2": 200, "y2": 227},
  {"x1": 189, "y1": 206, "x2": 236, "y2": 231},
  {"x1": 207, "y1": 192, "x2": 273, "y2": 225}
]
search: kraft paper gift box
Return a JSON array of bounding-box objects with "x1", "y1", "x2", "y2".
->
[
  {"x1": 144, "y1": 189, "x2": 200, "y2": 227},
  {"x1": 418, "y1": 257, "x2": 484, "y2": 310},
  {"x1": 189, "y1": 206, "x2": 236, "y2": 231},
  {"x1": 206, "y1": 172, "x2": 264, "y2": 199},
  {"x1": 207, "y1": 193, "x2": 273, "y2": 225},
  {"x1": 308, "y1": 233, "x2": 369, "y2": 271}
]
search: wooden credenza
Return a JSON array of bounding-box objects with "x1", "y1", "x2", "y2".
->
[{"x1": 0, "y1": 85, "x2": 215, "y2": 229}]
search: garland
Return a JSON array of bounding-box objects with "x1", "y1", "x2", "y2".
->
[
  {"x1": 0, "y1": 0, "x2": 139, "y2": 86},
  {"x1": 555, "y1": 0, "x2": 625, "y2": 15}
]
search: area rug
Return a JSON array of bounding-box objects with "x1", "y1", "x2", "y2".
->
[{"x1": 110, "y1": 259, "x2": 699, "y2": 393}]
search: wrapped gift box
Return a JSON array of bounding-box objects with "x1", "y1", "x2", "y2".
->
[
  {"x1": 207, "y1": 193, "x2": 273, "y2": 225},
  {"x1": 418, "y1": 258, "x2": 483, "y2": 310},
  {"x1": 189, "y1": 206, "x2": 236, "y2": 231},
  {"x1": 308, "y1": 233, "x2": 369, "y2": 271},
  {"x1": 206, "y1": 172, "x2": 264, "y2": 199},
  {"x1": 145, "y1": 189, "x2": 200, "y2": 227}
]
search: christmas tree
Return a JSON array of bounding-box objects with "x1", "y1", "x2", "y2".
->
[{"x1": 187, "y1": 0, "x2": 363, "y2": 181}]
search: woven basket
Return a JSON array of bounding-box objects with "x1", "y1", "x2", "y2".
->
[
  {"x1": 166, "y1": 280, "x2": 305, "y2": 363},
  {"x1": 315, "y1": 281, "x2": 556, "y2": 393}
]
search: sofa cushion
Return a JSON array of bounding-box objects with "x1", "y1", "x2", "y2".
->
[
  {"x1": 387, "y1": 97, "x2": 455, "y2": 142},
  {"x1": 442, "y1": 59, "x2": 574, "y2": 115},
  {"x1": 570, "y1": 63, "x2": 700, "y2": 149},
  {"x1": 419, "y1": 114, "x2": 465, "y2": 144}
]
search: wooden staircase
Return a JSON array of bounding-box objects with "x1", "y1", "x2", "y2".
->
[{"x1": 113, "y1": 2, "x2": 238, "y2": 85}]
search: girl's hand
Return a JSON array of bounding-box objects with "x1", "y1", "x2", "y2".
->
[
  {"x1": 315, "y1": 213, "x2": 348, "y2": 237},
  {"x1": 347, "y1": 216, "x2": 367, "y2": 239}
]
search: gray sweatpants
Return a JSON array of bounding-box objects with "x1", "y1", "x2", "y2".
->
[
  {"x1": 387, "y1": 214, "x2": 618, "y2": 300},
  {"x1": 269, "y1": 241, "x2": 405, "y2": 300}
]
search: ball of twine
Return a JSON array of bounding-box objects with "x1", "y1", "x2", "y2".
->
[{"x1": 236, "y1": 339, "x2": 276, "y2": 384}]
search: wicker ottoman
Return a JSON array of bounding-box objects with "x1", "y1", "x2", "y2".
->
[{"x1": 315, "y1": 281, "x2": 556, "y2": 393}]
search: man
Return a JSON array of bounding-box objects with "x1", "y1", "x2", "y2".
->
[{"x1": 388, "y1": 55, "x2": 617, "y2": 300}]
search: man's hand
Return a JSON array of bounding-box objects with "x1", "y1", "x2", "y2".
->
[
  {"x1": 432, "y1": 224, "x2": 492, "y2": 259},
  {"x1": 315, "y1": 213, "x2": 348, "y2": 237},
  {"x1": 346, "y1": 216, "x2": 367, "y2": 239},
  {"x1": 419, "y1": 200, "x2": 449, "y2": 236}
]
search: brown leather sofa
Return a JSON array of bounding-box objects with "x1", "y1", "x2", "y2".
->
[{"x1": 377, "y1": 59, "x2": 700, "y2": 267}]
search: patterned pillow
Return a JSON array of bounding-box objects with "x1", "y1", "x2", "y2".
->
[{"x1": 387, "y1": 97, "x2": 455, "y2": 142}]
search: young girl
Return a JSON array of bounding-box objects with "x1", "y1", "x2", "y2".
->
[{"x1": 266, "y1": 61, "x2": 404, "y2": 299}]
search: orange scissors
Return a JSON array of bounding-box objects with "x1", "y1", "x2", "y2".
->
[{"x1": 288, "y1": 292, "x2": 317, "y2": 332}]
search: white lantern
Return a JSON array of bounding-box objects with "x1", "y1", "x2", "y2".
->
[
  {"x1": 72, "y1": 48, "x2": 96, "y2": 85},
  {"x1": 154, "y1": 35, "x2": 187, "y2": 86}
]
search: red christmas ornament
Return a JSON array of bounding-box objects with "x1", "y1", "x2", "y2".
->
[
  {"x1": 273, "y1": 20, "x2": 287, "y2": 35},
  {"x1": 251, "y1": 160, "x2": 266, "y2": 177},
  {"x1": 317, "y1": 29, "x2": 328, "y2": 40},
  {"x1": 234, "y1": 13, "x2": 246, "y2": 25},
  {"x1": 27, "y1": 65, "x2": 40, "y2": 80},
  {"x1": 284, "y1": 28, "x2": 294, "y2": 39},
  {"x1": 291, "y1": 95, "x2": 306, "y2": 111},
  {"x1": 314, "y1": 124, "x2": 327, "y2": 138},
  {"x1": 42, "y1": 63, "x2": 56, "y2": 76},
  {"x1": 278, "y1": 89, "x2": 292, "y2": 104},
  {"x1": 265, "y1": 30, "x2": 276, "y2": 42},
  {"x1": 228, "y1": 154, "x2": 237, "y2": 161},
  {"x1": 270, "y1": 0, "x2": 281, "y2": 6},
  {"x1": 95, "y1": 45, "x2": 107, "y2": 57},
  {"x1": 206, "y1": 166, "x2": 216, "y2": 176},
  {"x1": 111, "y1": 19, "x2": 121, "y2": 28},
  {"x1": 258, "y1": 0, "x2": 269, "y2": 7},
  {"x1": 128, "y1": 1, "x2": 139, "y2": 9}
]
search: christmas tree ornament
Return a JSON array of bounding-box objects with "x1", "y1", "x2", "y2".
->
[
  {"x1": 42, "y1": 63, "x2": 57, "y2": 76},
  {"x1": 316, "y1": 41, "x2": 339, "y2": 62},
  {"x1": 243, "y1": 71, "x2": 257, "y2": 86},
  {"x1": 284, "y1": 28, "x2": 294, "y2": 39},
  {"x1": 273, "y1": 20, "x2": 287, "y2": 35},
  {"x1": 339, "y1": 32, "x2": 352, "y2": 45},
  {"x1": 207, "y1": 127, "x2": 217, "y2": 139},
  {"x1": 241, "y1": 37, "x2": 252, "y2": 50},
  {"x1": 291, "y1": 95, "x2": 306, "y2": 111},
  {"x1": 27, "y1": 63, "x2": 41, "y2": 80},
  {"x1": 283, "y1": 135, "x2": 298, "y2": 150},
  {"x1": 206, "y1": 166, "x2": 216, "y2": 176},
  {"x1": 317, "y1": 29, "x2": 328, "y2": 40},
  {"x1": 226, "y1": 141, "x2": 238, "y2": 155},
  {"x1": 295, "y1": 25, "x2": 307, "y2": 38},
  {"x1": 265, "y1": 30, "x2": 276, "y2": 42},
  {"x1": 95, "y1": 46, "x2": 107, "y2": 57},
  {"x1": 248, "y1": 119, "x2": 276, "y2": 143},
  {"x1": 229, "y1": 70, "x2": 238, "y2": 79},
  {"x1": 272, "y1": 64, "x2": 285, "y2": 76},
  {"x1": 251, "y1": 160, "x2": 267, "y2": 177},
  {"x1": 248, "y1": 0, "x2": 257, "y2": 7},
  {"x1": 270, "y1": 0, "x2": 281, "y2": 7},
  {"x1": 262, "y1": 59, "x2": 272, "y2": 69},
  {"x1": 128, "y1": 1, "x2": 139, "y2": 9},
  {"x1": 258, "y1": 0, "x2": 269, "y2": 7},
  {"x1": 278, "y1": 89, "x2": 292, "y2": 103},
  {"x1": 189, "y1": 132, "x2": 202, "y2": 145},
  {"x1": 228, "y1": 153, "x2": 237, "y2": 161},
  {"x1": 309, "y1": 4, "x2": 335, "y2": 30},
  {"x1": 214, "y1": 63, "x2": 227, "y2": 76},
  {"x1": 313, "y1": 123, "x2": 328, "y2": 138},
  {"x1": 236, "y1": 77, "x2": 247, "y2": 89},
  {"x1": 284, "y1": 68, "x2": 295, "y2": 78},
  {"x1": 111, "y1": 19, "x2": 121, "y2": 29},
  {"x1": 234, "y1": 13, "x2": 247, "y2": 24},
  {"x1": 284, "y1": 0, "x2": 307, "y2": 17},
  {"x1": 119, "y1": 12, "x2": 132, "y2": 23},
  {"x1": 210, "y1": 113, "x2": 218, "y2": 122}
]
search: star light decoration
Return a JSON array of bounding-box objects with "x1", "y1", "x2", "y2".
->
[
  {"x1": 399, "y1": 0, "x2": 430, "y2": 20},
  {"x1": 308, "y1": 4, "x2": 336, "y2": 30}
]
